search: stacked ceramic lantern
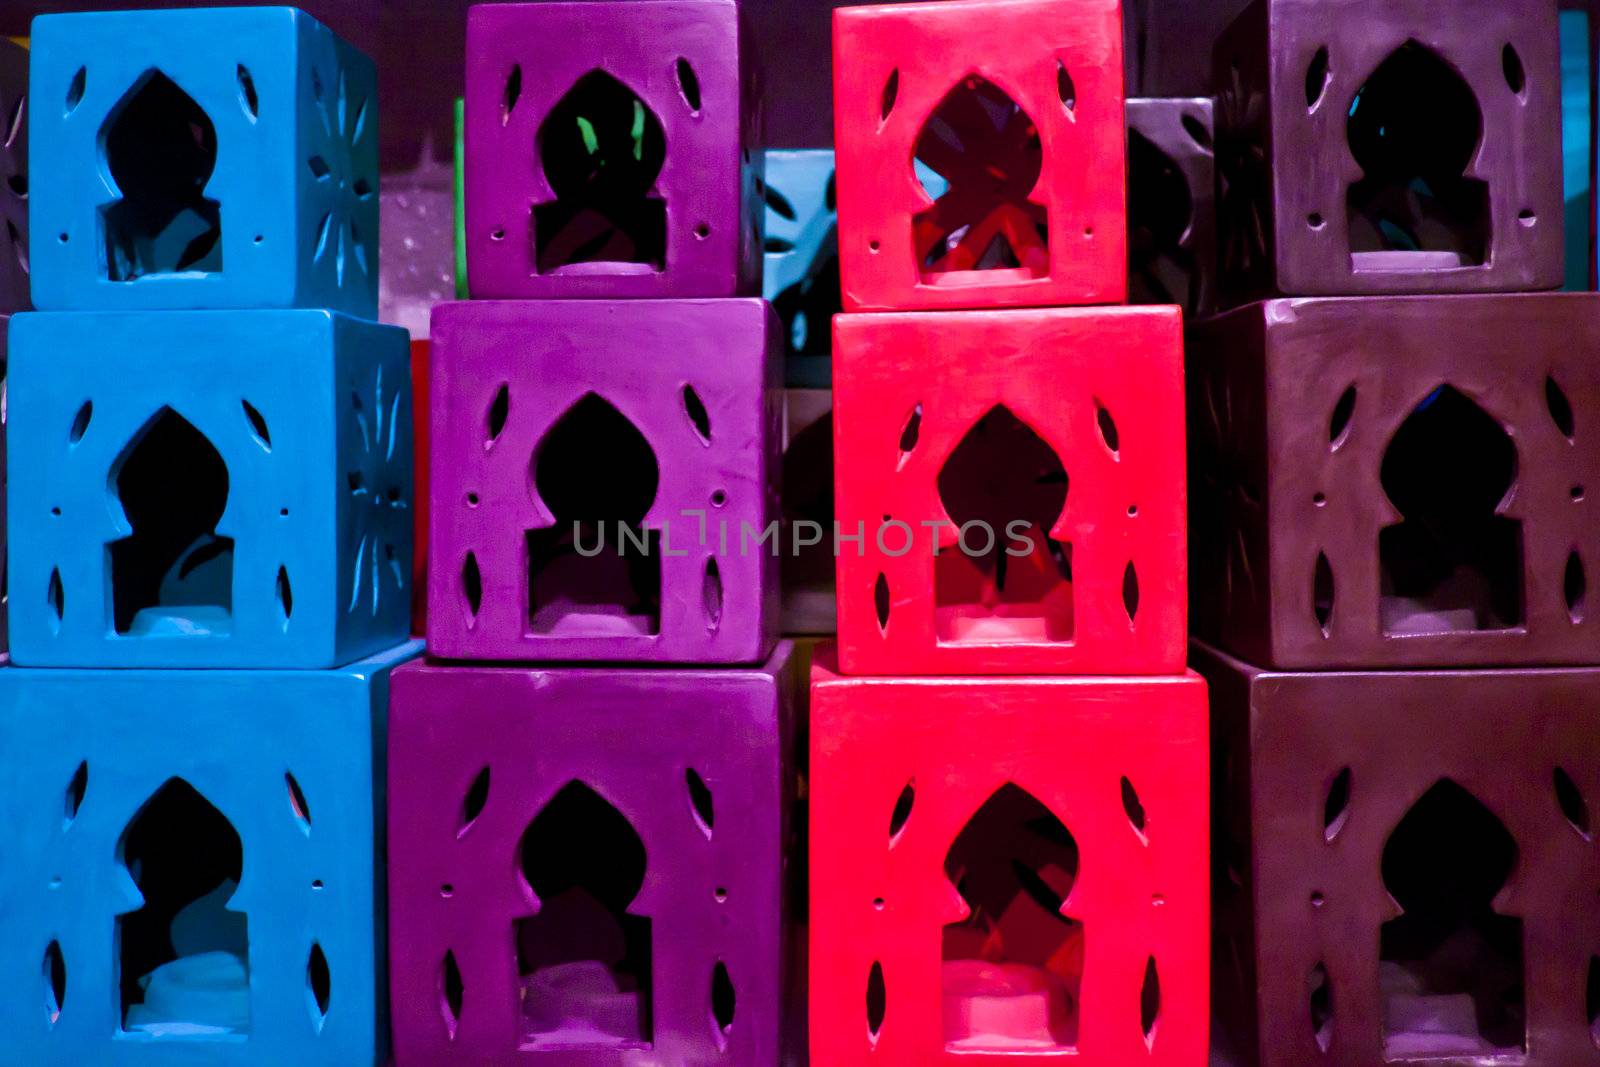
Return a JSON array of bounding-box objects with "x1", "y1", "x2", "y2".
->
[
  {"x1": 0, "y1": 9, "x2": 419, "y2": 1066},
  {"x1": 1187, "y1": 2, "x2": 1600, "y2": 1064},
  {"x1": 0, "y1": 36, "x2": 27, "y2": 651},
  {"x1": 387, "y1": 3, "x2": 801, "y2": 1064},
  {"x1": 809, "y1": 1, "x2": 1210, "y2": 1063}
]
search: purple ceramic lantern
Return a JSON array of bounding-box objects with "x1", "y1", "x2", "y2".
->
[
  {"x1": 386, "y1": 644, "x2": 801, "y2": 1065},
  {"x1": 463, "y1": 1, "x2": 762, "y2": 300},
  {"x1": 426, "y1": 298, "x2": 780, "y2": 664}
]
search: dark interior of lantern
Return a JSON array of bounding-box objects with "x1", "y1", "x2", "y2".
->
[
  {"x1": 1345, "y1": 42, "x2": 1490, "y2": 271},
  {"x1": 534, "y1": 69, "x2": 667, "y2": 274},
  {"x1": 935, "y1": 405, "x2": 1073, "y2": 644},
  {"x1": 1379, "y1": 385, "x2": 1522, "y2": 635},
  {"x1": 1128, "y1": 128, "x2": 1197, "y2": 312},
  {"x1": 1379, "y1": 779, "x2": 1525, "y2": 1059},
  {"x1": 101, "y1": 70, "x2": 223, "y2": 281},
  {"x1": 913, "y1": 75, "x2": 1049, "y2": 283},
  {"x1": 527, "y1": 393, "x2": 661, "y2": 637},
  {"x1": 515, "y1": 781, "x2": 653, "y2": 1051},
  {"x1": 942, "y1": 783, "x2": 1082, "y2": 1052},
  {"x1": 110, "y1": 407, "x2": 234, "y2": 637},
  {"x1": 781, "y1": 411, "x2": 835, "y2": 613},
  {"x1": 118, "y1": 778, "x2": 249, "y2": 1036}
]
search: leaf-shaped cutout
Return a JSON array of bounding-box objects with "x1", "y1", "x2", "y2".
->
[
  {"x1": 306, "y1": 942, "x2": 330, "y2": 1029},
  {"x1": 440, "y1": 949, "x2": 464, "y2": 1038},
  {"x1": 1121, "y1": 775, "x2": 1147, "y2": 839},
  {"x1": 459, "y1": 767, "x2": 490, "y2": 836},
  {"x1": 881, "y1": 69, "x2": 899, "y2": 121},
  {"x1": 276, "y1": 565, "x2": 293, "y2": 626},
  {"x1": 1122, "y1": 561, "x2": 1140, "y2": 623},
  {"x1": 1567, "y1": 551, "x2": 1586, "y2": 623},
  {"x1": 237, "y1": 64, "x2": 259, "y2": 119},
  {"x1": 1140, "y1": 956, "x2": 1160, "y2": 1048},
  {"x1": 1323, "y1": 767, "x2": 1351, "y2": 842},
  {"x1": 711, "y1": 959, "x2": 735, "y2": 1041},
  {"x1": 43, "y1": 940, "x2": 65, "y2": 1026},
  {"x1": 1314, "y1": 552, "x2": 1335, "y2": 635},
  {"x1": 65, "y1": 67, "x2": 86, "y2": 115},
  {"x1": 462, "y1": 552, "x2": 483, "y2": 618},
  {"x1": 889, "y1": 780, "x2": 914, "y2": 842},
  {"x1": 686, "y1": 767, "x2": 715, "y2": 839},
  {"x1": 1182, "y1": 112, "x2": 1212, "y2": 149},
  {"x1": 1329, "y1": 385, "x2": 1356, "y2": 447},
  {"x1": 242, "y1": 399, "x2": 271, "y2": 450},
  {"x1": 702, "y1": 557, "x2": 723, "y2": 631},
  {"x1": 866, "y1": 960, "x2": 887, "y2": 1041},
  {"x1": 308, "y1": 155, "x2": 331, "y2": 180},
  {"x1": 68, "y1": 400, "x2": 92, "y2": 444},
  {"x1": 764, "y1": 185, "x2": 797, "y2": 221},
  {"x1": 1096, "y1": 402, "x2": 1120, "y2": 454},
  {"x1": 485, "y1": 383, "x2": 510, "y2": 445},
  {"x1": 1548, "y1": 376, "x2": 1576, "y2": 439},
  {"x1": 898, "y1": 404, "x2": 922, "y2": 462},
  {"x1": 502, "y1": 64, "x2": 522, "y2": 125},
  {"x1": 1305, "y1": 46, "x2": 1331, "y2": 110},
  {"x1": 676, "y1": 57, "x2": 702, "y2": 113},
  {"x1": 1503, "y1": 43, "x2": 1526, "y2": 95},
  {"x1": 63, "y1": 761, "x2": 87, "y2": 827},
  {"x1": 1309, "y1": 961, "x2": 1333, "y2": 1052},
  {"x1": 1555, "y1": 766, "x2": 1592, "y2": 839},
  {"x1": 286, "y1": 771, "x2": 312, "y2": 832},
  {"x1": 47, "y1": 568, "x2": 64, "y2": 630},
  {"x1": 1056, "y1": 60, "x2": 1076, "y2": 111},
  {"x1": 353, "y1": 176, "x2": 373, "y2": 198},
  {"x1": 874, "y1": 572, "x2": 891, "y2": 630},
  {"x1": 683, "y1": 384, "x2": 712, "y2": 443}
]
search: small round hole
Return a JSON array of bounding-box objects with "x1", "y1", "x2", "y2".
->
[
  {"x1": 254, "y1": 235, "x2": 264, "y2": 245},
  {"x1": 715, "y1": 887, "x2": 728, "y2": 902},
  {"x1": 1573, "y1": 486, "x2": 1585, "y2": 501},
  {"x1": 1518, "y1": 210, "x2": 1537, "y2": 227},
  {"x1": 1311, "y1": 891, "x2": 1326, "y2": 908},
  {"x1": 466, "y1": 492, "x2": 481, "y2": 507},
  {"x1": 711, "y1": 489, "x2": 727, "y2": 507},
  {"x1": 280, "y1": 507, "x2": 290, "y2": 517},
  {"x1": 1127, "y1": 504, "x2": 1138, "y2": 517},
  {"x1": 1151, "y1": 894, "x2": 1165, "y2": 907},
  {"x1": 57, "y1": 233, "x2": 68, "y2": 244},
  {"x1": 1314, "y1": 492, "x2": 1327, "y2": 507},
  {"x1": 440, "y1": 884, "x2": 454, "y2": 897},
  {"x1": 1083, "y1": 226, "x2": 1094, "y2": 238},
  {"x1": 873, "y1": 897, "x2": 885, "y2": 910},
  {"x1": 694, "y1": 223, "x2": 711, "y2": 240},
  {"x1": 491, "y1": 228, "x2": 505, "y2": 241},
  {"x1": 50, "y1": 507, "x2": 61, "y2": 517},
  {"x1": 49, "y1": 876, "x2": 62, "y2": 889},
  {"x1": 1308, "y1": 213, "x2": 1325, "y2": 230},
  {"x1": 311, "y1": 879, "x2": 324, "y2": 890},
  {"x1": 869, "y1": 240, "x2": 881, "y2": 253}
]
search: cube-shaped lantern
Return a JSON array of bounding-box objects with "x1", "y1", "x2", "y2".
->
[
  {"x1": 7, "y1": 310, "x2": 414, "y2": 669},
  {"x1": 832, "y1": 0, "x2": 1127, "y2": 311},
  {"x1": 1213, "y1": 0, "x2": 1562, "y2": 302},
  {"x1": 810, "y1": 648, "x2": 1210, "y2": 1065},
  {"x1": 426, "y1": 299, "x2": 780, "y2": 665},
  {"x1": 1127, "y1": 98, "x2": 1215, "y2": 318},
  {"x1": 1189, "y1": 293, "x2": 1600, "y2": 670},
  {"x1": 0, "y1": 640, "x2": 421, "y2": 1066},
  {"x1": 463, "y1": 1, "x2": 762, "y2": 300},
  {"x1": 1196, "y1": 640, "x2": 1600, "y2": 1067},
  {"x1": 0, "y1": 37, "x2": 30, "y2": 313},
  {"x1": 28, "y1": 7, "x2": 378, "y2": 315},
  {"x1": 833, "y1": 306, "x2": 1187, "y2": 676},
  {"x1": 386, "y1": 644, "x2": 800, "y2": 1065}
]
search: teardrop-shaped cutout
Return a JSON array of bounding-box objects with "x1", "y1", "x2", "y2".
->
[
  {"x1": 686, "y1": 767, "x2": 715, "y2": 839},
  {"x1": 1314, "y1": 552, "x2": 1335, "y2": 635},
  {"x1": 711, "y1": 959, "x2": 736, "y2": 1041},
  {"x1": 65, "y1": 67, "x2": 86, "y2": 114},
  {"x1": 1182, "y1": 112, "x2": 1213, "y2": 149},
  {"x1": 1305, "y1": 46, "x2": 1331, "y2": 110},
  {"x1": 866, "y1": 960, "x2": 887, "y2": 1041},
  {"x1": 486, "y1": 383, "x2": 510, "y2": 446},
  {"x1": 881, "y1": 69, "x2": 899, "y2": 122},
  {"x1": 1096, "y1": 402, "x2": 1120, "y2": 454},
  {"x1": 898, "y1": 403, "x2": 922, "y2": 461},
  {"x1": 43, "y1": 940, "x2": 65, "y2": 1026},
  {"x1": 1121, "y1": 775, "x2": 1148, "y2": 839},
  {"x1": 1056, "y1": 60, "x2": 1076, "y2": 111},
  {"x1": 1503, "y1": 43, "x2": 1527, "y2": 96},
  {"x1": 440, "y1": 949, "x2": 464, "y2": 1038},
  {"x1": 1555, "y1": 766, "x2": 1592, "y2": 839},
  {"x1": 889, "y1": 780, "x2": 914, "y2": 842},
  {"x1": 683, "y1": 384, "x2": 712, "y2": 443},
  {"x1": 47, "y1": 568, "x2": 64, "y2": 630},
  {"x1": 459, "y1": 766, "x2": 490, "y2": 836},
  {"x1": 1329, "y1": 385, "x2": 1357, "y2": 448},
  {"x1": 1567, "y1": 551, "x2": 1586, "y2": 623},
  {"x1": 242, "y1": 399, "x2": 271, "y2": 450},
  {"x1": 1309, "y1": 961, "x2": 1333, "y2": 1052},
  {"x1": 286, "y1": 771, "x2": 312, "y2": 833},
  {"x1": 1548, "y1": 376, "x2": 1576, "y2": 439},
  {"x1": 676, "y1": 57, "x2": 702, "y2": 113},
  {"x1": 276, "y1": 565, "x2": 293, "y2": 626},
  {"x1": 764, "y1": 185, "x2": 797, "y2": 221},
  {"x1": 874, "y1": 572, "x2": 891, "y2": 631},
  {"x1": 63, "y1": 761, "x2": 87, "y2": 827},
  {"x1": 502, "y1": 64, "x2": 522, "y2": 125},
  {"x1": 306, "y1": 942, "x2": 330, "y2": 1029},
  {"x1": 1122, "y1": 561, "x2": 1140, "y2": 623},
  {"x1": 1140, "y1": 956, "x2": 1160, "y2": 1048},
  {"x1": 68, "y1": 400, "x2": 92, "y2": 444},
  {"x1": 1324, "y1": 767, "x2": 1352, "y2": 842},
  {"x1": 462, "y1": 552, "x2": 482, "y2": 618},
  {"x1": 237, "y1": 64, "x2": 259, "y2": 119},
  {"x1": 702, "y1": 557, "x2": 723, "y2": 631}
]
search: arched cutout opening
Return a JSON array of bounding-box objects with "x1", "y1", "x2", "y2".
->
[
  {"x1": 118, "y1": 778, "x2": 248, "y2": 1035},
  {"x1": 1380, "y1": 779, "x2": 1524, "y2": 1058},
  {"x1": 942, "y1": 783, "x2": 1082, "y2": 1051},
  {"x1": 1128, "y1": 128, "x2": 1198, "y2": 314},
  {"x1": 935, "y1": 405, "x2": 1072, "y2": 644},
  {"x1": 913, "y1": 75, "x2": 1048, "y2": 283},
  {"x1": 100, "y1": 71, "x2": 223, "y2": 281},
  {"x1": 110, "y1": 407, "x2": 234, "y2": 637},
  {"x1": 527, "y1": 393, "x2": 661, "y2": 636},
  {"x1": 534, "y1": 70, "x2": 667, "y2": 274},
  {"x1": 781, "y1": 411, "x2": 835, "y2": 617},
  {"x1": 1346, "y1": 42, "x2": 1489, "y2": 270},
  {"x1": 1379, "y1": 386, "x2": 1521, "y2": 634},
  {"x1": 515, "y1": 781, "x2": 652, "y2": 1050}
]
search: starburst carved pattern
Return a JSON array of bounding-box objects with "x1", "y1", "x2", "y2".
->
[
  {"x1": 346, "y1": 362, "x2": 408, "y2": 617},
  {"x1": 307, "y1": 65, "x2": 376, "y2": 290}
]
